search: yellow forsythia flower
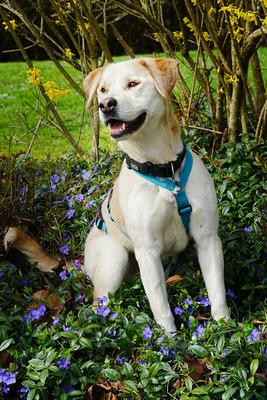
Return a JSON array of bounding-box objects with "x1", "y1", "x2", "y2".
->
[
  {"x1": 3, "y1": 19, "x2": 17, "y2": 31},
  {"x1": 217, "y1": 87, "x2": 224, "y2": 94},
  {"x1": 26, "y1": 68, "x2": 42, "y2": 87},
  {"x1": 183, "y1": 17, "x2": 194, "y2": 32},
  {"x1": 173, "y1": 31, "x2": 183, "y2": 41},
  {"x1": 43, "y1": 80, "x2": 72, "y2": 101},
  {"x1": 203, "y1": 32, "x2": 211, "y2": 41},
  {"x1": 209, "y1": 7, "x2": 216, "y2": 15},
  {"x1": 65, "y1": 48, "x2": 75, "y2": 59},
  {"x1": 226, "y1": 73, "x2": 239, "y2": 83}
]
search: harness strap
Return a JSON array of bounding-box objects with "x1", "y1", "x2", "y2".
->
[
  {"x1": 127, "y1": 144, "x2": 193, "y2": 232},
  {"x1": 126, "y1": 143, "x2": 186, "y2": 178},
  {"x1": 95, "y1": 141, "x2": 193, "y2": 235}
]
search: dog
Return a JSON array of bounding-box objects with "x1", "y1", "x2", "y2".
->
[
  {"x1": 4, "y1": 58, "x2": 229, "y2": 336},
  {"x1": 83, "y1": 58, "x2": 229, "y2": 335}
]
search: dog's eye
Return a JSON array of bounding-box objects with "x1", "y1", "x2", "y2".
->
[
  {"x1": 128, "y1": 81, "x2": 138, "y2": 88},
  {"x1": 100, "y1": 87, "x2": 106, "y2": 93}
]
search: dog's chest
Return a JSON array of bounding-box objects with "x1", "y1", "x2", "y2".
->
[{"x1": 122, "y1": 182, "x2": 189, "y2": 255}]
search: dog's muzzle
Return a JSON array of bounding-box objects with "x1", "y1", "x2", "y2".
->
[{"x1": 99, "y1": 98, "x2": 147, "y2": 140}]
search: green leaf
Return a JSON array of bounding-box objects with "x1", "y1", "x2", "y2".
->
[
  {"x1": 40, "y1": 368, "x2": 49, "y2": 384},
  {"x1": 192, "y1": 387, "x2": 209, "y2": 395},
  {"x1": 185, "y1": 377, "x2": 193, "y2": 392},
  {"x1": 123, "y1": 362, "x2": 134, "y2": 379},
  {"x1": 190, "y1": 344, "x2": 209, "y2": 358},
  {"x1": 27, "y1": 389, "x2": 37, "y2": 400},
  {"x1": 123, "y1": 380, "x2": 138, "y2": 393},
  {"x1": 250, "y1": 359, "x2": 259, "y2": 376},
  {"x1": 222, "y1": 386, "x2": 237, "y2": 400},
  {"x1": 45, "y1": 349, "x2": 57, "y2": 366},
  {"x1": 0, "y1": 338, "x2": 14, "y2": 352},
  {"x1": 217, "y1": 335, "x2": 225, "y2": 353},
  {"x1": 104, "y1": 368, "x2": 122, "y2": 381},
  {"x1": 149, "y1": 362, "x2": 160, "y2": 378},
  {"x1": 79, "y1": 337, "x2": 93, "y2": 349},
  {"x1": 29, "y1": 359, "x2": 45, "y2": 370},
  {"x1": 180, "y1": 394, "x2": 189, "y2": 400},
  {"x1": 22, "y1": 379, "x2": 37, "y2": 389},
  {"x1": 237, "y1": 367, "x2": 247, "y2": 382}
]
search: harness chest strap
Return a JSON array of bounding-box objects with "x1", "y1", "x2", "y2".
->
[
  {"x1": 126, "y1": 144, "x2": 193, "y2": 232},
  {"x1": 95, "y1": 141, "x2": 193, "y2": 235}
]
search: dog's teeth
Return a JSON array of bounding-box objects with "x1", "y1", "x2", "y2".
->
[{"x1": 122, "y1": 123, "x2": 125, "y2": 130}]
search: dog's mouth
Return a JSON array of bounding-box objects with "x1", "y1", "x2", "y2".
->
[{"x1": 107, "y1": 112, "x2": 147, "y2": 140}]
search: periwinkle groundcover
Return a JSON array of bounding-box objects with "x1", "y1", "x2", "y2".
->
[{"x1": 0, "y1": 134, "x2": 266, "y2": 399}]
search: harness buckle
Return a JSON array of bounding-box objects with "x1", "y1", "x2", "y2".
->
[{"x1": 178, "y1": 204, "x2": 192, "y2": 216}]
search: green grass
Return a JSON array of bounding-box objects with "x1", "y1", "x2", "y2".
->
[{"x1": 0, "y1": 48, "x2": 266, "y2": 159}]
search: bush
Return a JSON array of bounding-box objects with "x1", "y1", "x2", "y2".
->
[{"x1": 0, "y1": 135, "x2": 266, "y2": 399}]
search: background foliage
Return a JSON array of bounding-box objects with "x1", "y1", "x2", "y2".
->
[{"x1": 0, "y1": 0, "x2": 266, "y2": 157}]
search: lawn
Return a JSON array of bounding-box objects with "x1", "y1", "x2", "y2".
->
[{"x1": 1, "y1": 48, "x2": 266, "y2": 159}]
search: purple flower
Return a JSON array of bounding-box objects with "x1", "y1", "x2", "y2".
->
[
  {"x1": 66, "y1": 209, "x2": 75, "y2": 219},
  {"x1": 59, "y1": 270, "x2": 69, "y2": 280},
  {"x1": 93, "y1": 167, "x2": 98, "y2": 173},
  {"x1": 75, "y1": 193, "x2": 84, "y2": 202},
  {"x1": 18, "y1": 384, "x2": 30, "y2": 398},
  {"x1": 82, "y1": 170, "x2": 91, "y2": 181},
  {"x1": 52, "y1": 316, "x2": 60, "y2": 326},
  {"x1": 183, "y1": 298, "x2": 195, "y2": 314},
  {"x1": 72, "y1": 259, "x2": 82, "y2": 270},
  {"x1": 23, "y1": 305, "x2": 46, "y2": 325},
  {"x1": 174, "y1": 305, "x2": 183, "y2": 315},
  {"x1": 59, "y1": 245, "x2": 70, "y2": 255},
  {"x1": 192, "y1": 324, "x2": 205, "y2": 338},
  {"x1": 76, "y1": 295, "x2": 85, "y2": 302},
  {"x1": 108, "y1": 327, "x2": 117, "y2": 336},
  {"x1": 57, "y1": 357, "x2": 71, "y2": 370},
  {"x1": 17, "y1": 279, "x2": 29, "y2": 286},
  {"x1": 30, "y1": 305, "x2": 46, "y2": 322},
  {"x1": 95, "y1": 296, "x2": 108, "y2": 303},
  {"x1": 50, "y1": 174, "x2": 60, "y2": 184},
  {"x1": 63, "y1": 325, "x2": 72, "y2": 331},
  {"x1": 0, "y1": 370, "x2": 16, "y2": 385},
  {"x1": 62, "y1": 384, "x2": 75, "y2": 394},
  {"x1": 96, "y1": 304, "x2": 110, "y2": 317},
  {"x1": 7, "y1": 264, "x2": 16, "y2": 271},
  {"x1": 226, "y1": 288, "x2": 235, "y2": 298},
  {"x1": 111, "y1": 313, "x2": 119, "y2": 320},
  {"x1": 160, "y1": 346, "x2": 169, "y2": 356},
  {"x1": 243, "y1": 227, "x2": 251, "y2": 233},
  {"x1": 247, "y1": 327, "x2": 260, "y2": 341},
  {"x1": 0, "y1": 270, "x2": 4, "y2": 278},
  {"x1": 197, "y1": 296, "x2": 211, "y2": 307},
  {"x1": 143, "y1": 327, "x2": 153, "y2": 340},
  {"x1": 116, "y1": 355, "x2": 128, "y2": 366}
]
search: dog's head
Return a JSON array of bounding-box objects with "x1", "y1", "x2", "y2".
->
[{"x1": 84, "y1": 58, "x2": 178, "y2": 141}]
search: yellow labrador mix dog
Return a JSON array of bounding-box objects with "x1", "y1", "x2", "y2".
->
[
  {"x1": 5, "y1": 58, "x2": 229, "y2": 336},
  {"x1": 83, "y1": 57, "x2": 229, "y2": 335}
]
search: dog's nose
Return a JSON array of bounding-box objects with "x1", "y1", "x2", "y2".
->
[{"x1": 99, "y1": 98, "x2": 117, "y2": 114}]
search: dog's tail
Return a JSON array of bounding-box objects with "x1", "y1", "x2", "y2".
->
[{"x1": 4, "y1": 227, "x2": 60, "y2": 272}]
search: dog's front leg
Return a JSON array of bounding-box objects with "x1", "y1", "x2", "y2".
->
[
  {"x1": 135, "y1": 247, "x2": 177, "y2": 336},
  {"x1": 197, "y1": 235, "x2": 230, "y2": 321}
]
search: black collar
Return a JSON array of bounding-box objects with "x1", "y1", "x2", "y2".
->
[{"x1": 125, "y1": 142, "x2": 186, "y2": 178}]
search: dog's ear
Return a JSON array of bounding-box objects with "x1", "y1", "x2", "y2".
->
[
  {"x1": 140, "y1": 58, "x2": 178, "y2": 98},
  {"x1": 83, "y1": 67, "x2": 103, "y2": 109}
]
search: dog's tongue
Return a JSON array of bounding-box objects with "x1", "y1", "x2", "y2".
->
[{"x1": 108, "y1": 120, "x2": 127, "y2": 133}]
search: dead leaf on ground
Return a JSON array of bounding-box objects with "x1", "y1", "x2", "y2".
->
[
  {"x1": 166, "y1": 274, "x2": 185, "y2": 286},
  {"x1": 86, "y1": 379, "x2": 131, "y2": 400}
]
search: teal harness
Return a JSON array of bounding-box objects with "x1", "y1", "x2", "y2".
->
[{"x1": 95, "y1": 140, "x2": 193, "y2": 236}]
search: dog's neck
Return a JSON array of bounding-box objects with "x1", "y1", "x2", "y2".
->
[{"x1": 118, "y1": 101, "x2": 183, "y2": 164}]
